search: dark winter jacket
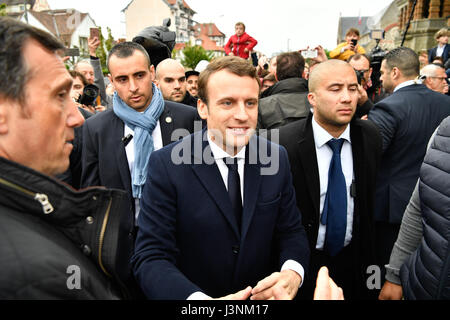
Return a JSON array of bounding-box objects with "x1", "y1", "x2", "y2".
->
[
  {"x1": 257, "y1": 77, "x2": 311, "y2": 130},
  {"x1": 0, "y1": 157, "x2": 135, "y2": 299},
  {"x1": 400, "y1": 116, "x2": 450, "y2": 300}
]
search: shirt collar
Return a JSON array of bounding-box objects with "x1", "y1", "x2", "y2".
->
[
  {"x1": 207, "y1": 132, "x2": 246, "y2": 160},
  {"x1": 311, "y1": 115, "x2": 351, "y2": 149},
  {"x1": 393, "y1": 79, "x2": 418, "y2": 92}
]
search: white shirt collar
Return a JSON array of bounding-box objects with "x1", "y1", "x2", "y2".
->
[
  {"x1": 207, "y1": 132, "x2": 246, "y2": 160},
  {"x1": 311, "y1": 116, "x2": 351, "y2": 149},
  {"x1": 393, "y1": 79, "x2": 418, "y2": 92}
]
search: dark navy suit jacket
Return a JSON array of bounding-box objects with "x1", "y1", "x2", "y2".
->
[
  {"x1": 81, "y1": 101, "x2": 200, "y2": 217},
  {"x1": 428, "y1": 44, "x2": 449, "y2": 64},
  {"x1": 368, "y1": 84, "x2": 450, "y2": 224},
  {"x1": 132, "y1": 130, "x2": 310, "y2": 299}
]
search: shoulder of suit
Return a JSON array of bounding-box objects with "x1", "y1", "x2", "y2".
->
[
  {"x1": 164, "y1": 100, "x2": 198, "y2": 116},
  {"x1": 84, "y1": 108, "x2": 117, "y2": 125}
]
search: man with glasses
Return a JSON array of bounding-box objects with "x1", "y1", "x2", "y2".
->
[
  {"x1": 348, "y1": 54, "x2": 387, "y2": 118},
  {"x1": 420, "y1": 63, "x2": 449, "y2": 95}
]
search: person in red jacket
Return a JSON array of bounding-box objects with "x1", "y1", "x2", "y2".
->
[{"x1": 224, "y1": 22, "x2": 258, "y2": 60}]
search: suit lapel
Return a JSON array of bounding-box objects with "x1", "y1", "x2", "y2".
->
[
  {"x1": 190, "y1": 130, "x2": 240, "y2": 239},
  {"x1": 298, "y1": 115, "x2": 321, "y2": 222},
  {"x1": 241, "y1": 135, "x2": 262, "y2": 241},
  {"x1": 110, "y1": 114, "x2": 132, "y2": 194},
  {"x1": 159, "y1": 104, "x2": 174, "y2": 146}
]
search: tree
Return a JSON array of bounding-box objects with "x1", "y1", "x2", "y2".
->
[
  {"x1": 180, "y1": 42, "x2": 214, "y2": 70},
  {"x1": 0, "y1": 3, "x2": 7, "y2": 16},
  {"x1": 95, "y1": 26, "x2": 115, "y2": 75}
]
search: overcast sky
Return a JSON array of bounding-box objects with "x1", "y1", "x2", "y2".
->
[{"x1": 47, "y1": 0, "x2": 395, "y2": 57}]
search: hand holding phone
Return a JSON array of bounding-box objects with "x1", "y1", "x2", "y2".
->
[{"x1": 90, "y1": 27, "x2": 100, "y2": 40}]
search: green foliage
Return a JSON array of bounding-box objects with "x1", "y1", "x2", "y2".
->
[
  {"x1": 180, "y1": 42, "x2": 214, "y2": 70},
  {"x1": 95, "y1": 27, "x2": 115, "y2": 75},
  {"x1": 0, "y1": 3, "x2": 7, "y2": 16}
]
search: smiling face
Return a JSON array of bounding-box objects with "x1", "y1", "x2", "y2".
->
[
  {"x1": 308, "y1": 62, "x2": 358, "y2": 136},
  {"x1": 198, "y1": 70, "x2": 259, "y2": 156},
  {"x1": 0, "y1": 39, "x2": 84, "y2": 176},
  {"x1": 108, "y1": 50, "x2": 154, "y2": 112}
]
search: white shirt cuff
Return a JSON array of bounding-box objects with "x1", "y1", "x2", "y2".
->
[
  {"x1": 187, "y1": 291, "x2": 211, "y2": 300},
  {"x1": 281, "y1": 260, "x2": 305, "y2": 288}
]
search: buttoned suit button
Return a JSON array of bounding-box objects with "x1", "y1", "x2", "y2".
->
[{"x1": 232, "y1": 245, "x2": 239, "y2": 254}]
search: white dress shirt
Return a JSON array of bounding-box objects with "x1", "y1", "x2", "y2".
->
[
  {"x1": 311, "y1": 117, "x2": 354, "y2": 250},
  {"x1": 187, "y1": 134, "x2": 305, "y2": 300},
  {"x1": 393, "y1": 79, "x2": 417, "y2": 93},
  {"x1": 124, "y1": 121, "x2": 163, "y2": 221},
  {"x1": 436, "y1": 44, "x2": 445, "y2": 58}
]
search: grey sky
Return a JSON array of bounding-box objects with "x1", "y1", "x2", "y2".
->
[{"x1": 47, "y1": 0, "x2": 395, "y2": 56}]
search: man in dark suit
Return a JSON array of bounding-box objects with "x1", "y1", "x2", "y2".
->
[
  {"x1": 368, "y1": 47, "x2": 450, "y2": 279},
  {"x1": 132, "y1": 56, "x2": 310, "y2": 300},
  {"x1": 277, "y1": 59, "x2": 382, "y2": 299},
  {"x1": 428, "y1": 28, "x2": 449, "y2": 65},
  {"x1": 81, "y1": 42, "x2": 199, "y2": 225}
]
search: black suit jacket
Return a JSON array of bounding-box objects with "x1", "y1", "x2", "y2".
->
[
  {"x1": 368, "y1": 84, "x2": 450, "y2": 224},
  {"x1": 81, "y1": 101, "x2": 200, "y2": 216},
  {"x1": 277, "y1": 113, "x2": 382, "y2": 289},
  {"x1": 132, "y1": 130, "x2": 310, "y2": 299},
  {"x1": 428, "y1": 44, "x2": 449, "y2": 64}
]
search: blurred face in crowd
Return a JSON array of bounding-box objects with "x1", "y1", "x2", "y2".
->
[
  {"x1": 379, "y1": 60, "x2": 396, "y2": 93},
  {"x1": 108, "y1": 50, "x2": 155, "y2": 112},
  {"x1": 269, "y1": 56, "x2": 277, "y2": 75},
  {"x1": 235, "y1": 24, "x2": 245, "y2": 37},
  {"x1": 186, "y1": 74, "x2": 199, "y2": 97},
  {"x1": 198, "y1": 70, "x2": 259, "y2": 155},
  {"x1": 424, "y1": 68, "x2": 449, "y2": 94},
  {"x1": 70, "y1": 76, "x2": 85, "y2": 100},
  {"x1": 346, "y1": 32, "x2": 360, "y2": 45},
  {"x1": 419, "y1": 53, "x2": 428, "y2": 66},
  {"x1": 0, "y1": 39, "x2": 84, "y2": 175},
  {"x1": 261, "y1": 79, "x2": 275, "y2": 93},
  {"x1": 308, "y1": 61, "x2": 358, "y2": 136},
  {"x1": 75, "y1": 61, "x2": 95, "y2": 84},
  {"x1": 349, "y1": 57, "x2": 372, "y2": 87},
  {"x1": 155, "y1": 59, "x2": 187, "y2": 103},
  {"x1": 437, "y1": 34, "x2": 448, "y2": 46}
]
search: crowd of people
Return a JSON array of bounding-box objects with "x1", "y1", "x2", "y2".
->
[{"x1": 0, "y1": 15, "x2": 449, "y2": 301}]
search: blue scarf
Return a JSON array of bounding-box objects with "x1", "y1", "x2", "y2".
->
[{"x1": 113, "y1": 84, "x2": 164, "y2": 199}]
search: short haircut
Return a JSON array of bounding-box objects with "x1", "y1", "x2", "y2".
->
[
  {"x1": 198, "y1": 56, "x2": 259, "y2": 104},
  {"x1": 346, "y1": 28, "x2": 360, "y2": 37},
  {"x1": 347, "y1": 53, "x2": 371, "y2": 65},
  {"x1": 235, "y1": 22, "x2": 246, "y2": 30},
  {"x1": 435, "y1": 28, "x2": 449, "y2": 40},
  {"x1": 69, "y1": 70, "x2": 88, "y2": 86},
  {"x1": 74, "y1": 59, "x2": 93, "y2": 71},
  {"x1": 382, "y1": 47, "x2": 420, "y2": 78},
  {"x1": 107, "y1": 41, "x2": 151, "y2": 70},
  {"x1": 0, "y1": 17, "x2": 64, "y2": 104},
  {"x1": 276, "y1": 51, "x2": 305, "y2": 81},
  {"x1": 308, "y1": 59, "x2": 354, "y2": 93}
]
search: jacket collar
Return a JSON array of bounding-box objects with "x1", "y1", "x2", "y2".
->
[{"x1": 260, "y1": 77, "x2": 308, "y2": 98}]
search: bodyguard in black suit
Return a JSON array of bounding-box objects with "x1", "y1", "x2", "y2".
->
[
  {"x1": 278, "y1": 60, "x2": 382, "y2": 299},
  {"x1": 81, "y1": 42, "x2": 199, "y2": 225},
  {"x1": 368, "y1": 47, "x2": 450, "y2": 278}
]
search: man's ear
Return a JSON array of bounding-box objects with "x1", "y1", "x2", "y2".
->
[
  {"x1": 0, "y1": 100, "x2": 10, "y2": 135},
  {"x1": 307, "y1": 92, "x2": 316, "y2": 109},
  {"x1": 197, "y1": 99, "x2": 209, "y2": 120},
  {"x1": 392, "y1": 67, "x2": 401, "y2": 80}
]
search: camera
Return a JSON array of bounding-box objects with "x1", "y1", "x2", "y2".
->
[
  {"x1": 355, "y1": 70, "x2": 365, "y2": 85},
  {"x1": 351, "y1": 39, "x2": 358, "y2": 46},
  {"x1": 77, "y1": 84, "x2": 99, "y2": 107},
  {"x1": 301, "y1": 49, "x2": 318, "y2": 59}
]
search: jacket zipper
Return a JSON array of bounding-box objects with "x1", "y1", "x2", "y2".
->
[
  {"x1": 0, "y1": 176, "x2": 54, "y2": 214},
  {"x1": 98, "y1": 197, "x2": 112, "y2": 278}
]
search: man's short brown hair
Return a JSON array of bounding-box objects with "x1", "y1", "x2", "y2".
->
[
  {"x1": 198, "y1": 56, "x2": 259, "y2": 104},
  {"x1": 346, "y1": 28, "x2": 360, "y2": 37}
]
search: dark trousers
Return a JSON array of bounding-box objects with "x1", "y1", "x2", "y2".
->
[
  {"x1": 375, "y1": 221, "x2": 400, "y2": 282},
  {"x1": 297, "y1": 243, "x2": 361, "y2": 300}
]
